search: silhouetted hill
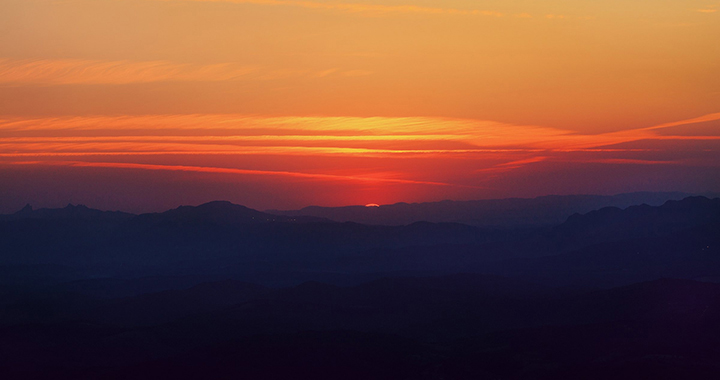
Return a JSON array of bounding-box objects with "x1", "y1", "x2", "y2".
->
[
  {"x1": 0, "y1": 201, "x2": 495, "y2": 283},
  {"x1": 485, "y1": 205, "x2": 720, "y2": 287},
  {"x1": 0, "y1": 203, "x2": 134, "y2": 221},
  {"x1": 552, "y1": 196, "x2": 720, "y2": 245},
  {"x1": 267, "y1": 192, "x2": 691, "y2": 226},
  {"x1": 130, "y1": 200, "x2": 329, "y2": 226},
  {"x1": 1, "y1": 196, "x2": 719, "y2": 288}
]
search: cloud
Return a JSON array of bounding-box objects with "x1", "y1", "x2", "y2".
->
[
  {"x1": 0, "y1": 58, "x2": 374, "y2": 85},
  {"x1": 2, "y1": 160, "x2": 467, "y2": 187},
  {"x1": 0, "y1": 59, "x2": 257, "y2": 85},
  {"x1": 1, "y1": 113, "x2": 718, "y2": 184},
  {"x1": 644, "y1": 112, "x2": 720, "y2": 131},
  {"x1": 587, "y1": 158, "x2": 684, "y2": 165},
  {"x1": 158, "y1": 0, "x2": 506, "y2": 17},
  {"x1": 475, "y1": 156, "x2": 547, "y2": 174},
  {"x1": 2, "y1": 113, "x2": 716, "y2": 153}
]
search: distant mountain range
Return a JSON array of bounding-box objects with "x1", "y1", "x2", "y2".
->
[
  {"x1": 2, "y1": 192, "x2": 708, "y2": 227},
  {"x1": 266, "y1": 192, "x2": 699, "y2": 226},
  {"x1": 2, "y1": 193, "x2": 720, "y2": 378},
  {"x1": 0, "y1": 203, "x2": 134, "y2": 221},
  {"x1": 0, "y1": 194, "x2": 718, "y2": 288}
]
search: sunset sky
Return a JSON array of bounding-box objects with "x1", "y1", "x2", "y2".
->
[{"x1": 0, "y1": 0, "x2": 719, "y2": 212}]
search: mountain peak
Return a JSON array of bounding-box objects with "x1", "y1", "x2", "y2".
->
[
  {"x1": 552, "y1": 196, "x2": 720, "y2": 243},
  {"x1": 136, "y1": 201, "x2": 329, "y2": 226},
  {"x1": 17, "y1": 204, "x2": 33, "y2": 214}
]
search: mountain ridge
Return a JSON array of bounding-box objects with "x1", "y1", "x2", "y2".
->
[{"x1": 265, "y1": 191, "x2": 697, "y2": 226}]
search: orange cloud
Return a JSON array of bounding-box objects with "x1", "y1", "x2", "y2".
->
[
  {"x1": 0, "y1": 59, "x2": 371, "y2": 86},
  {"x1": 586, "y1": 158, "x2": 685, "y2": 165},
  {"x1": 1, "y1": 113, "x2": 718, "y2": 158},
  {"x1": 3, "y1": 160, "x2": 468, "y2": 187},
  {"x1": 644, "y1": 112, "x2": 720, "y2": 131},
  {"x1": 159, "y1": 0, "x2": 505, "y2": 17},
  {"x1": 1, "y1": 113, "x2": 718, "y2": 188},
  {"x1": 476, "y1": 156, "x2": 548, "y2": 173},
  {"x1": 0, "y1": 59, "x2": 257, "y2": 85}
]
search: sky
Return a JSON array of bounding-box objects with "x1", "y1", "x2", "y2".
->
[{"x1": 0, "y1": 0, "x2": 718, "y2": 212}]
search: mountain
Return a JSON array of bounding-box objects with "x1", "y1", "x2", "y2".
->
[
  {"x1": 130, "y1": 201, "x2": 329, "y2": 226},
  {"x1": 0, "y1": 200, "x2": 494, "y2": 283},
  {"x1": 1, "y1": 196, "x2": 719, "y2": 287},
  {"x1": 551, "y1": 196, "x2": 720, "y2": 245},
  {"x1": 2, "y1": 196, "x2": 720, "y2": 378},
  {"x1": 0, "y1": 203, "x2": 134, "y2": 221},
  {"x1": 86, "y1": 280, "x2": 268, "y2": 326},
  {"x1": 266, "y1": 192, "x2": 692, "y2": 227},
  {"x1": 478, "y1": 197, "x2": 720, "y2": 287},
  {"x1": 4, "y1": 277, "x2": 720, "y2": 379}
]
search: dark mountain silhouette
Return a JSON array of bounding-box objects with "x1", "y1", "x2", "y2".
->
[
  {"x1": 131, "y1": 200, "x2": 329, "y2": 226},
  {"x1": 551, "y1": 196, "x2": 720, "y2": 245},
  {"x1": 4, "y1": 278, "x2": 720, "y2": 379},
  {"x1": 54, "y1": 275, "x2": 237, "y2": 299},
  {"x1": 2, "y1": 195, "x2": 720, "y2": 378},
  {"x1": 0, "y1": 201, "x2": 494, "y2": 282},
  {"x1": 485, "y1": 219, "x2": 720, "y2": 288},
  {"x1": 267, "y1": 192, "x2": 691, "y2": 226},
  {"x1": 86, "y1": 280, "x2": 268, "y2": 326},
  {"x1": 0, "y1": 196, "x2": 718, "y2": 287},
  {"x1": 0, "y1": 203, "x2": 134, "y2": 221}
]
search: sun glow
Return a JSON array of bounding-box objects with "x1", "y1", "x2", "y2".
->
[{"x1": 0, "y1": 0, "x2": 718, "y2": 212}]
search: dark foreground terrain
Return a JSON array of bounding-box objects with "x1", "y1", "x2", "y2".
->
[{"x1": 1, "y1": 194, "x2": 719, "y2": 379}]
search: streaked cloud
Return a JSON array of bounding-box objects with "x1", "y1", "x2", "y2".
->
[
  {"x1": 0, "y1": 58, "x2": 370, "y2": 86},
  {"x1": 159, "y1": 0, "x2": 506, "y2": 17},
  {"x1": 0, "y1": 59, "x2": 257, "y2": 85},
  {"x1": 1, "y1": 112, "x2": 718, "y2": 208},
  {"x1": 587, "y1": 158, "x2": 686, "y2": 165},
  {"x1": 646, "y1": 112, "x2": 720, "y2": 131},
  {"x1": 2, "y1": 113, "x2": 717, "y2": 154},
  {"x1": 1, "y1": 113, "x2": 719, "y2": 181},
  {"x1": 5, "y1": 160, "x2": 462, "y2": 187}
]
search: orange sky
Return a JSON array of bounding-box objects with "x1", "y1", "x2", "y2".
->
[{"x1": 0, "y1": 0, "x2": 718, "y2": 212}]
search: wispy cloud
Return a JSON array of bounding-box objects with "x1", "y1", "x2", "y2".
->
[
  {"x1": 644, "y1": 112, "x2": 720, "y2": 131},
  {"x1": 3, "y1": 160, "x2": 468, "y2": 187},
  {"x1": 1, "y1": 113, "x2": 718, "y2": 185},
  {"x1": 0, "y1": 58, "x2": 370, "y2": 85},
  {"x1": 475, "y1": 156, "x2": 548, "y2": 174},
  {"x1": 2, "y1": 113, "x2": 717, "y2": 153},
  {"x1": 586, "y1": 158, "x2": 685, "y2": 165},
  {"x1": 0, "y1": 59, "x2": 257, "y2": 85},
  {"x1": 696, "y1": 3, "x2": 719, "y2": 13},
  {"x1": 159, "y1": 0, "x2": 506, "y2": 17},
  {"x1": 154, "y1": 0, "x2": 581, "y2": 20}
]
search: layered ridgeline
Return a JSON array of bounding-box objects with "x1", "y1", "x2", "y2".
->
[
  {"x1": 266, "y1": 192, "x2": 696, "y2": 227},
  {"x1": 2, "y1": 195, "x2": 720, "y2": 379},
  {"x1": 0, "y1": 194, "x2": 718, "y2": 288}
]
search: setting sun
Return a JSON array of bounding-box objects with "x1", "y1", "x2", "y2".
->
[{"x1": 0, "y1": 0, "x2": 718, "y2": 212}]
